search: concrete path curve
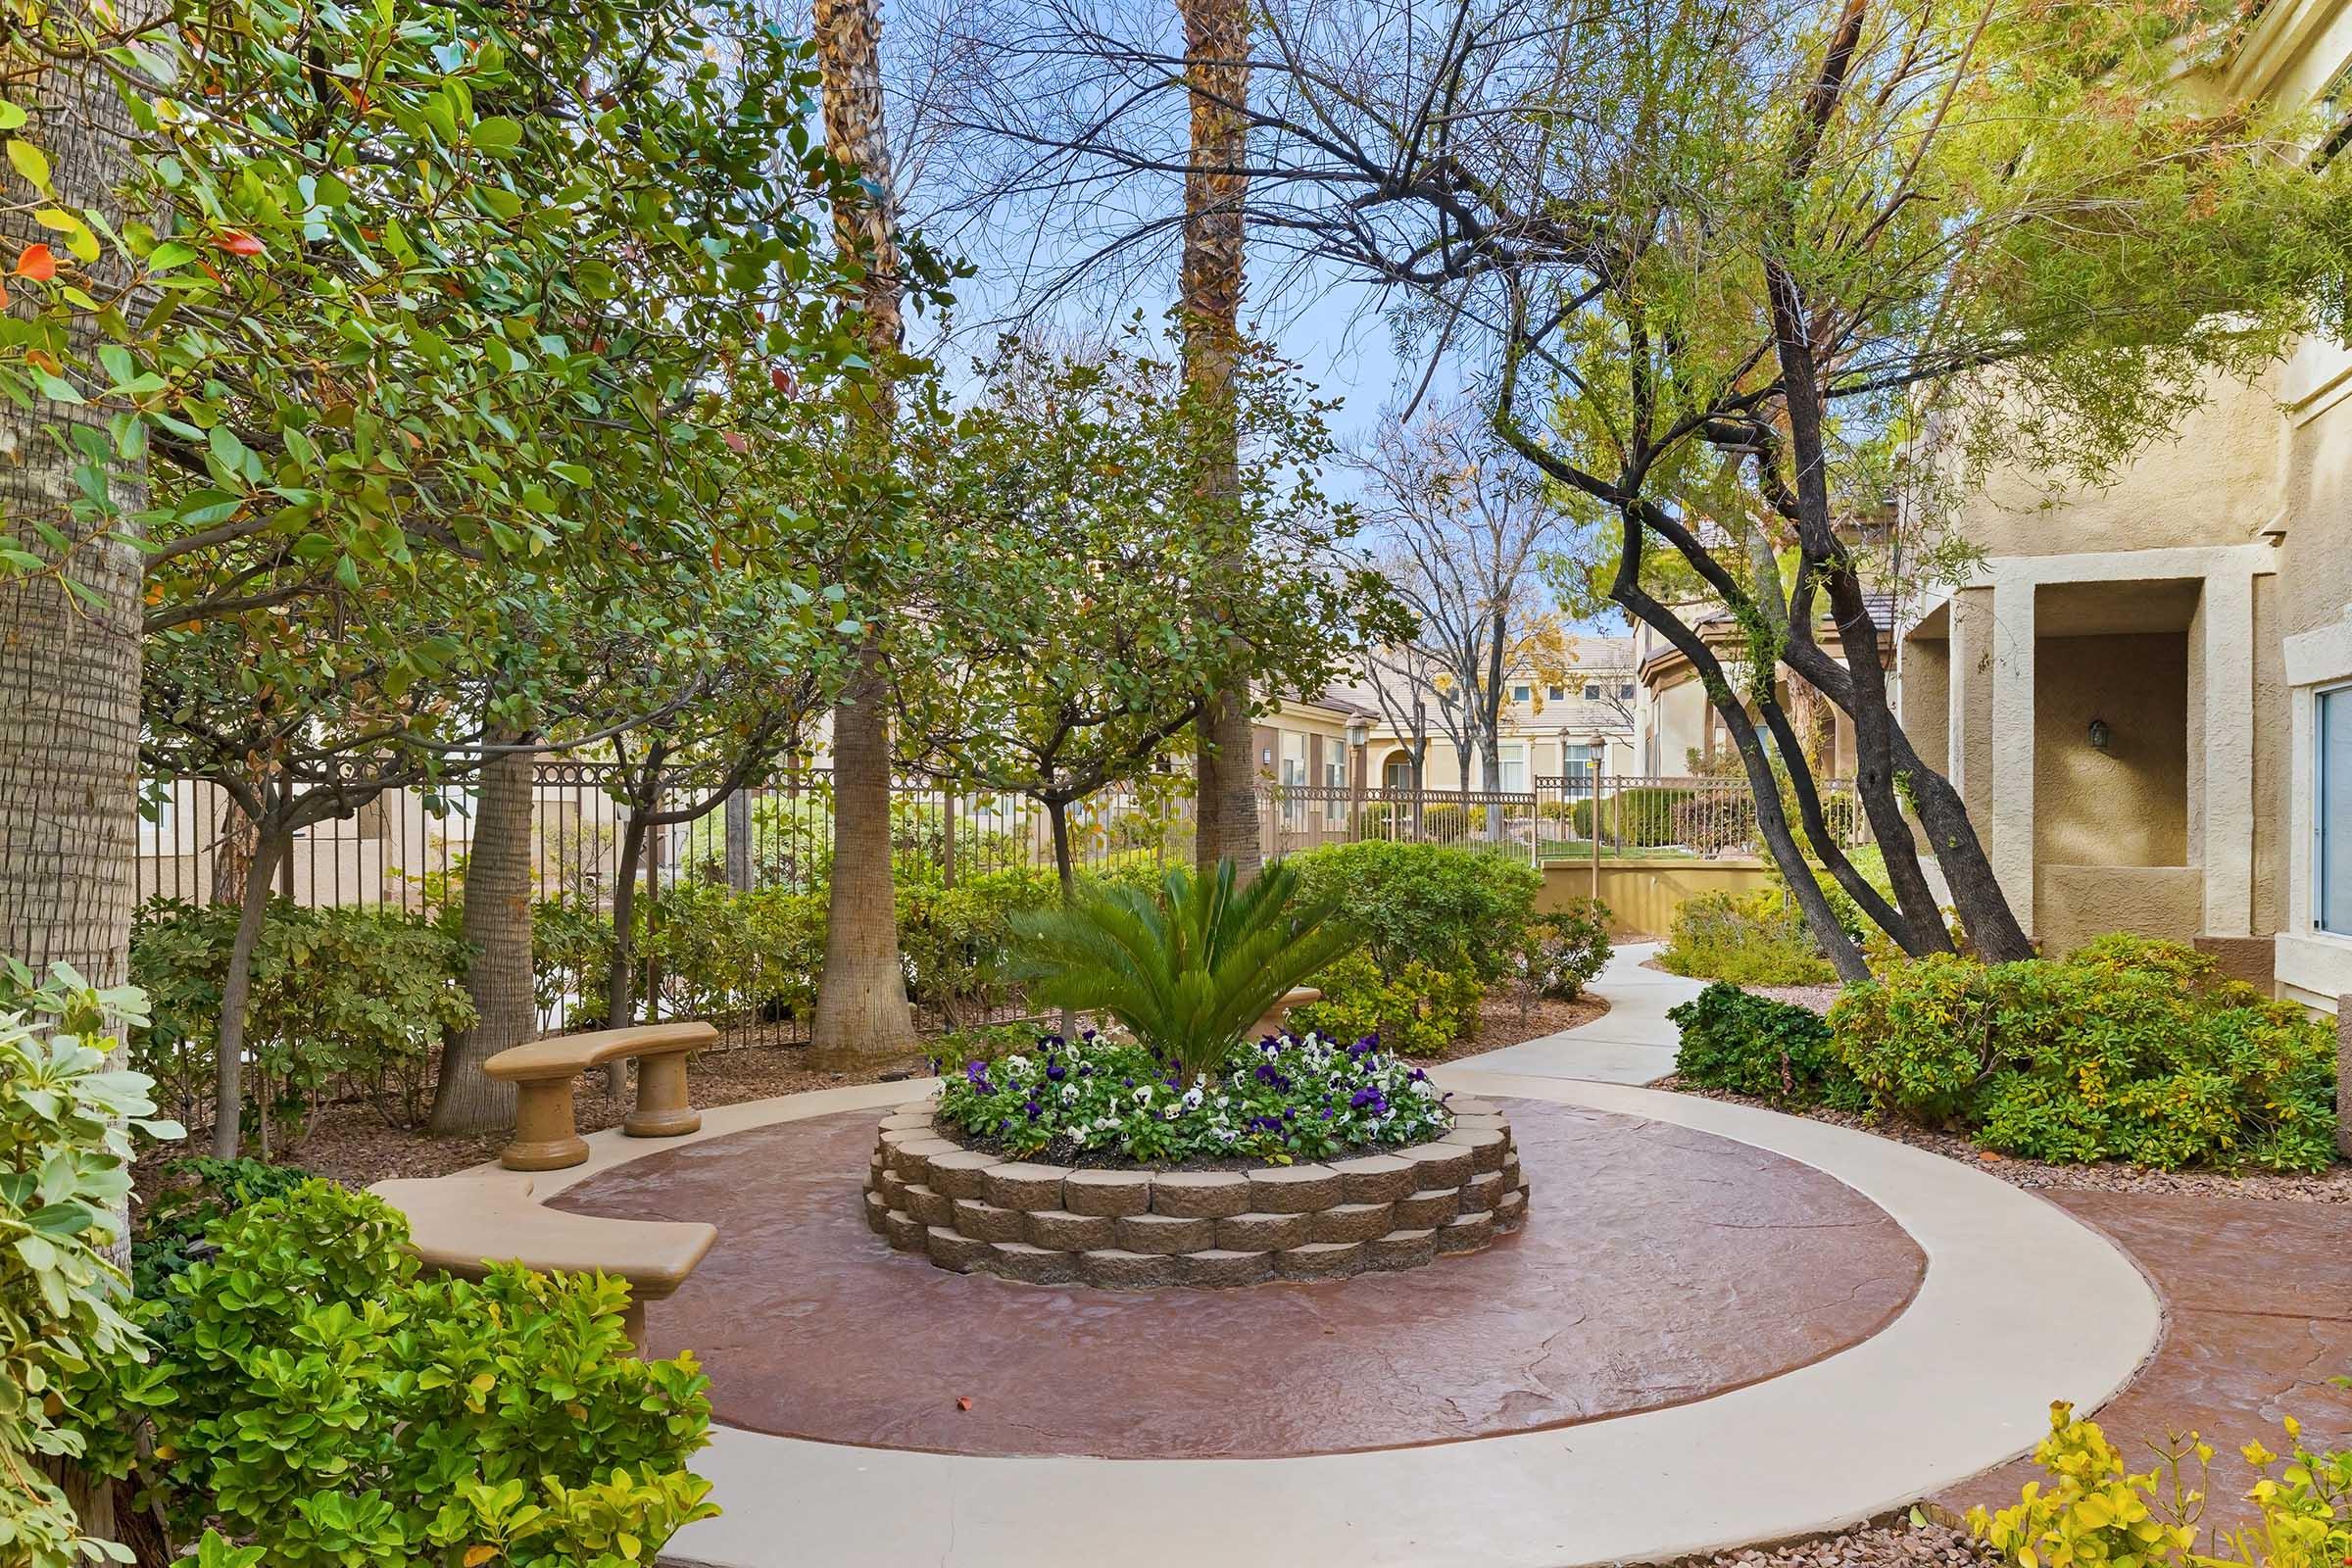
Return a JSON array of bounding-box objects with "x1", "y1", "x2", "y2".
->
[
  {"x1": 1463, "y1": 941, "x2": 1701, "y2": 1084},
  {"x1": 507, "y1": 1069, "x2": 2157, "y2": 1566}
]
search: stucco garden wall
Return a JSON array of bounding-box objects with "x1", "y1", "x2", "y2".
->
[
  {"x1": 1542, "y1": 859, "x2": 1776, "y2": 939},
  {"x1": 2036, "y1": 865, "x2": 2204, "y2": 956}
]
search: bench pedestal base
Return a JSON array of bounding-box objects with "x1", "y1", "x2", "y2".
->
[
  {"x1": 503, "y1": 1133, "x2": 591, "y2": 1171},
  {"x1": 623, "y1": 1054, "x2": 701, "y2": 1138}
]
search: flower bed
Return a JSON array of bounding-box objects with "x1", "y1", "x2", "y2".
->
[
  {"x1": 864, "y1": 1031, "x2": 1529, "y2": 1288},
  {"x1": 931, "y1": 1030, "x2": 1450, "y2": 1166}
]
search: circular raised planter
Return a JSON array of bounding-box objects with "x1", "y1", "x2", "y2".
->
[{"x1": 860, "y1": 1097, "x2": 1528, "y2": 1287}]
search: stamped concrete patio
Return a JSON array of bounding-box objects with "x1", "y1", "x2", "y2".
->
[{"x1": 422, "y1": 947, "x2": 2345, "y2": 1565}]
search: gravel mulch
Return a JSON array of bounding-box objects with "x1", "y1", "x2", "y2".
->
[
  {"x1": 1681, "y1": 1519, "x2": 1993, "y2": 1568},
  {"x1": 1660, "y1": 1076, "x2": 2352, "y2": 1203},
  {"x1": 1745, "y1": 983, "x2": 1843, "y2": 1015}
]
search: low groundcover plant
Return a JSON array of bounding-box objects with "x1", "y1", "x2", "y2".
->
[{"x1": 932, "y1": 1028, "x2": 1451, "y2": 1165}]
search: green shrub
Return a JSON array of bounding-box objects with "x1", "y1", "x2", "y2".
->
[
  {"x1": 1968, "y1": 1400, "x2": 2349, "y2": 1568},
  {"x1": 1288, "y1": 840, "x2": 1541, "y2": 982},
  {"x1": 1570, "y1": 787, "x2": 1692, "y2": 847},
  {"x1": 130, "y1": 899, "x2": 476, "y2": 1135},
  {"x1": 1669, "y1": 981, "x2": 1866, "y2": 1109},
  {"x1": 1831, "y1": 938, "x2": 2339, "y2": 1171},
  {"x1": 532, "y1": 893, "x2": 618, "y2": 1026},
  {"x1": 99, "y1": 1180, "x2": 717, "y2": 1566},
  {"x1": 1289, "y1": 951, "x2": 1486, "y2": 1057},
  {"x1": 1520, "y1": 899, "x2": 1613, "y2": 1000},
  {"x1": 131, "y1": 1156, "x2": 312, "y2": 1307},
  {"x1": 0, "y1": 963, "x2": 182, "y2": 1568},
  {"x1": 1656, "y1": 888, "x2": 1838, "y2": 986}
]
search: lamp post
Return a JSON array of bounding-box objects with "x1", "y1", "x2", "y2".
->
[{"x1": 1346, "y1": 715, "x2": 1370, "y2": 843}]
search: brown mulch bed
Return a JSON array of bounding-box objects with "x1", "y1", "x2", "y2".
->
[
  {"x1": 1659, "y1": 1076, "x2": 2352, "y2": 1204},
  {"x1": 145, "y1": 986, "x2": 1606, "y2": 1196},
  {"x1": 140, "y1": 1033, "x2": 932, "y2": 1196},
  {"x1": 1412, "y1": 989, "x2": 1610, "y2": 1064}
]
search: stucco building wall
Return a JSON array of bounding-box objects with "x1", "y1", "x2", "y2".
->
[{"x1": 2032, "y1": 631, "x2": 2188, "y2": 874}]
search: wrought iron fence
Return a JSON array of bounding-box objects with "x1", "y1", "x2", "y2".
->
[
  {"x1": 134, "y1": 763, "x2": 1868, "y2": 913},
  {"x1": 132, "y1": 760, "x2": 1863, "y2": 1039}
]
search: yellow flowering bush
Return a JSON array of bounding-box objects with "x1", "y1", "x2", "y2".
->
[{"x1": 1968, "y1": 1402, "x2": 2351, "y2": 1568}]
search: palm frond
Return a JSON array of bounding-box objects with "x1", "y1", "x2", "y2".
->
[{"x1": 1007, "y1": 858, "x2": 1364, "y2": 1080}]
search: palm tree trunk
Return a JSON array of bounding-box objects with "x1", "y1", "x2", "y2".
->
[
  {"x1": 4, "y1": 24, "x2": 156, "y2": 1542},
  {"x1": 810, "y1": 644, "x2": 918, "y2": 1066},
  {"x1": 430, "y1": 738, "x2": 531, "y2": 1134},
  {"x1": 809, "y1": 0, "x2": 920, "y2": 1068},
  {"x1": 1181, "y1": 0, "x2": 1260, "y2": 886},
  {"x1": 0, "y1": 23, "x2": 145, "y2": 992}
]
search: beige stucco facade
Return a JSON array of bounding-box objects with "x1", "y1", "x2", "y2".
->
[
  {"x1": 1895, "y1": 0, "x2": 2352, "y2": 1008},
  {"x1": 1632, "y1": 613, "x2": 1872, "y2": 779}
]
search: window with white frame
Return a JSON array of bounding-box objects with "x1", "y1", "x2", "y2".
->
[
  {"x1": 2322, "y1": 684, "x2": 2351, "y2": 936},
  {"x1": 1280, "y1": 732, "x2": 1306, "y2": 824},
  {"x1": 1497, "y1": 741, "x2": 1528, "y2": 793}
]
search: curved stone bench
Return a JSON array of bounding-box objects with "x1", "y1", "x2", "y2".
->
[
  {"x1": 861, "y1": 1097, "x2": 1527, "y2": 1288},
  {"x1": 486, "y1": 1020, "x2": 715, "y2": 1171},
  {"x1": 1248, "y1": 986, "x2": 1322, "y2": 1042},
  {"x1": 369, "y1": 1174, "x2": 715, "y2": 1343}
]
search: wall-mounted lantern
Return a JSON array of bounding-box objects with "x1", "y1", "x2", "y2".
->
[{"x1": 2087, "y1": 717, "x2": 2112, "y2": 752}]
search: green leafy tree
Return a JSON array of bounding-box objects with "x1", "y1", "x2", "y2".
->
[
  {"x1": 0, "y1": 0, "x2": 882, "y2": 1022},
  {"x1": 897, "y1": 328, "x2": 1401, "y2": 894},
  {"x1": 992, "y1": 0, "x2": 2352, "y2": 974}
]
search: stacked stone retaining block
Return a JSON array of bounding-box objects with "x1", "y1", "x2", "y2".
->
[{"x1": 860, "y1": 1097, "x2": 1528, "y2": 1288}]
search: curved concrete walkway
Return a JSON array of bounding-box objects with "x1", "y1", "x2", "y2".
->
[
  {"x1": 1464, "y1": 941, "x2": 1700, "y2": 1084},
  {"x1": 496, "y1": 946, "x2": 2160, "y2": 1568}
]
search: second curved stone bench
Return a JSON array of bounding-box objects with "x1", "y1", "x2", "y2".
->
[{"x1": 486, "y1": 1020, "x2": 716, "y2": 1170}]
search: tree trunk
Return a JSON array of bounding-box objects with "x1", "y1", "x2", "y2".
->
[
  {"x1": 429, "y1": 739, "x2": 532, "y2": 1135},
  {"x1": 810, "y1": 647, "x2": 919, "y2": 1066},
  {"x1": 1760, "y1": 259, "x2": 2002, "y2": 958},
  {"x1": 213, "y1": 829, "x2": 287, "y2": 1159},
  {"x1": 809, "y1": 0, "x2": 922, "y2": 1070},
  {"x1": 607, "y1": 807, "x2": 650, "y2": 1031},
  {"x1": 1182, "y1": 0, "x2": 1260, "y2": 887},
  {"x1": 3, "y1": 24, "x2": 155, "y2": 1545},
  {"x1": 1047, "y1": 796, "x2": 1077, "y2": 901},
  {"x1": 210, "y1": 782, "x2": 260, "y2": 907},
  {"x1": 0, "y1": 23, "x2": 146, "y2": 993},
  {"x1": 1194, "y1": 692, "x2": 1261, "y2": 881},
  {"x1": 1047, "y1": 795, "x2": 1078, "y2": 1035},
  {"x1": 1612, "y1": 573, "x2": 1871, "y2": 982}
]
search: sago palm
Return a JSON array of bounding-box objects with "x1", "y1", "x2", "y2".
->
[{"x1": 1009, "y1": 859, "x2": 1362, "y2": 1081}]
